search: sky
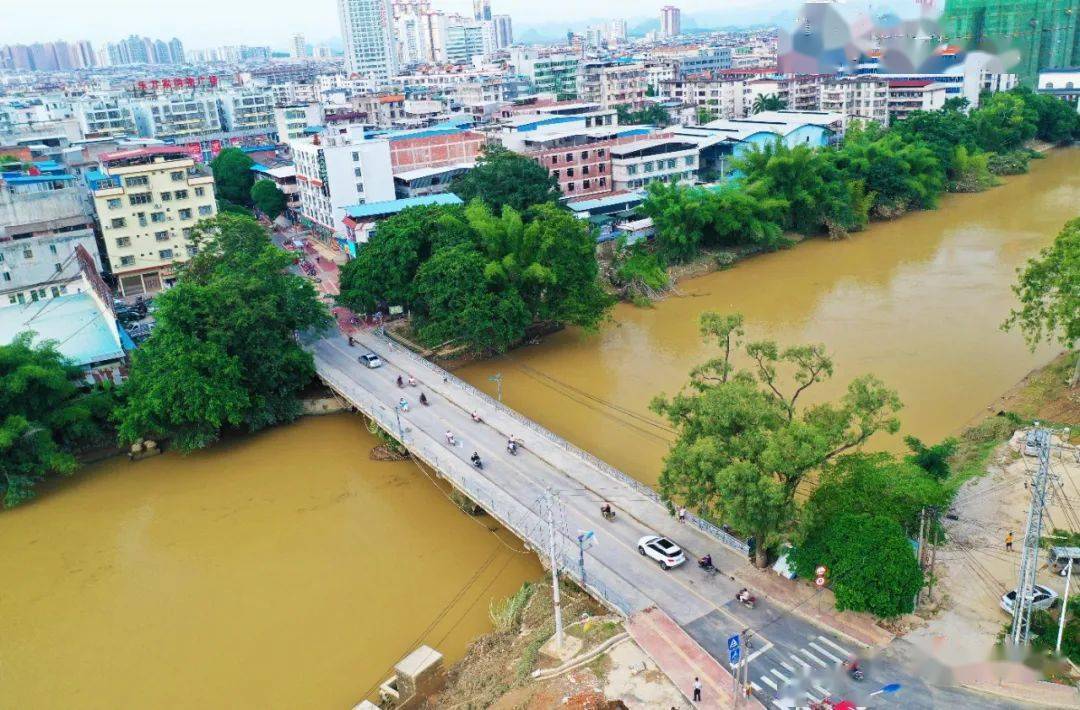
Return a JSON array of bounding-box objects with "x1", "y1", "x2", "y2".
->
[{"x1": 0, "y1": 0, "x2": 920, "y2": 49}]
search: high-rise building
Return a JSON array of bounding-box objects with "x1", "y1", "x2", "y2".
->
[
  {"x1": 660, "y1": 5, "x2": 681, "y2": 38},
  {"x1": 338, "y1": 0, "x2": 398, "y2": 79},
  {"x1": 493, "y1": 15, "x2": 513, "y2": 49},
  {"x1": 939, "y1": 0, "x2": 1080, "y2": 85},
  {"x1": 420, "y1": 11, "x2": 449, "y2": 62},
  {"x1": 608, "y1": 19, "x2": 627, "y2": 45},
  {"x1": 168, "y1": 38, "x2": 185, "y2": 64},
  {"x1": 473, "y1": 0, "x2": 491, "y2": 21},
  {"x1": 28, "y1": 43, "x2": 59, "y2": 71},
  {"x1": 292, "y1": 33, "x2": 307, "y2": 59},
  {"x1": 397, "y1": 14, "x2": 427, "y2": 63},
  {"x1": 153, "y1": 39, "x2": 171, "y2": 64},
  {"x1": 445, "y1": 20, "x2": 494, "y2": 64},
  {"x1": 75, "y1": 40, "x2": 96, "y2": 68}
]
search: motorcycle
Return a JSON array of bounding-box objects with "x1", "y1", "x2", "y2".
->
[
  {"x1": 506, "y1": 441, "x2": 518, "y2": 456},
  {"x1": 735, "y1": 592, "x2": 756, "y2": 609},
  {"x1": 419, "y1": 393, "x2": 429, "y2": 406},
  {"x1": 842, "y1": 660, "x2": 864, "y2": 681},
  {"x1": 601, "y1": 507, "x2": 616, "y2": 521},
  {"x1": 470, "y1": 454, "x2": 483, "y2": 469}
]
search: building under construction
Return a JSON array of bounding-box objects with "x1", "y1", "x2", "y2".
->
[{"x1": 939, "y1": 0, "x2": 1080, "y2": 85}]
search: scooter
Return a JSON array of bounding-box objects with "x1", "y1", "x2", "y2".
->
[
  {"x1": 470, "y1": 454, "x2": 483, "y2": 470},
  {"x1": 601, "y1": 507, "x2": 616, "y2": 521},
  {"x1": 735, "y1": 592, "x2": 756, "y2": 609},
  {"x1": 419, "y1": 393, "x2": 429, "y2": 406},
  {"x1": 506, "y1": 442, "x2": 518, "y2": 456},
  {"x1": 842, "y1": 660, "x2": 864, "y2": 681}
]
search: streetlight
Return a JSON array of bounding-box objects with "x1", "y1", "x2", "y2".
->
[{"x1": 488, "y1": 372, "x2": 503, "y2": 402}]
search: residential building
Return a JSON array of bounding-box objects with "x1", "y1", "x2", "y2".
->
[
  {"x1": 820, "y1": 76, "x2": 889, "y2": 128},
  {"x1": 292, "y1": 33, "x2": 307, "y2": 59},
  {"x1": 493, "y1": 15, "x2": 514, "y2": 49},
  {"x1": 350, "y1": 93, "x2": 407, "y2": 127},
  {"x1": 1037, "y1": 68, "x2": 1080, "y2": 110},
  {"x1": 610, "y1": 138, "x2": 698, "y2": 191},
  {"x1": 524, "y1": 127, "x2": 655, "y2": 199},
  {"x1": 342, "y1": 193, "x2": 462, "y2": 246},
  {"x1": 473, "y1": 0, "x2": 491, "y2": 21},
  {"x1": 660, "y1": 75, "x2": 753, "y2": 122},
  {"x1": 660, "y1": 6, "x2": 681, "y2": 38},
  {"x1": 274, "y1": 104, "x2": 325, "y2": 143},
  {"x1": 445, "y1": 19, "x2": 495, "y2": 64},
  {"x1": 88, "y1": 146, "x2": 217, "y2": 297},
  {"x1": 608, "y1": 19, "x2": 628, "y2": 46},
  {"x1": 420, "y1": 11, "x2": 450, "y2": 63},
  {"x1": 291, "y1": 124, "x2": 396, "y2": 250},
  {"x1": 338, "y1": 0, "x2": 398, "y2": 80},
  {"x1": 509, "y1": 49, "x2": 579, "y2": 99},
  {"x1": 251, "y1": 161, "x2": 300, "y2": 218},
  {"x1": 397, "y1": 13, "x2": 428, "y2": 64},
  {"x1": 886, "y1": 80, "x2": 947, "y2": 122},
  {"x1": 72, "y1": 99, "x2": 138, "y2": 138},
  {"x1": 939, "y1": 0, "x2": 1080, "y2": 86},
  {"x1": 578, "y1": 61, "x2": 649, "y2": 110},
  {"x1": 1, "y1": 161, "x2": 101, "y2": 304},
  {"x1": 675, "y1": 49, "x2": 733, "y2": 78}
]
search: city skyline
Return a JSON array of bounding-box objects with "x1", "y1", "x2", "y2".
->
[{"x1": 0, "y1": 0, "x2": 916, "y2": 49}]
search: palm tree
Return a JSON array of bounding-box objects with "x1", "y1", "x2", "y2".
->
[{"x1": 752, "y1": 94, "x2": 786, "y2": 114}]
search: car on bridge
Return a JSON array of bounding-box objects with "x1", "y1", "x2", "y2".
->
[
  {"x1": 637, "y1": 535, "x2": 686, "y2": 570},
  {"x1": 358, "y1": 351, "x2": 383, "y2": 369}
]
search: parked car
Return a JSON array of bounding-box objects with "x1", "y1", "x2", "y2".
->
[
  {"x1": 1000, "y1": 584, "x2": 1059, "y2": 614},
  {"x1": 637, "y1": 535, "x2": 686, "y2": 570},
  {"x1": 358, "y1": 352, "x2": 382, "y2": 369}
]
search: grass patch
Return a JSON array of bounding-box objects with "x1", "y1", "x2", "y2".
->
[
  {"x1": 585, "y1": 653, "x2": 613, "y2": 683},
  {"x1": 943, "y1": 414, "x2": 1021, "y2": 498}
]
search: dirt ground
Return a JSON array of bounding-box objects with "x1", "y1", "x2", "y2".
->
[{"x1": 907, "y1": 429, "x2": 1080, "y2": 667}]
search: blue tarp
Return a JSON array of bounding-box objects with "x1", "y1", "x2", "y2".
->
[{"x1": 344, "y1": 193, "x2": 463, "y2": 220}]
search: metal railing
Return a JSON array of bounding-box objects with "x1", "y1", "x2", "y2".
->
[{"x1": 359, "y1": 330, "x2": 750, "y2": 556}]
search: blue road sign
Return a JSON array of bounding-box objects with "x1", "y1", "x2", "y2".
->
[{"x1": 727, "y1": 634, "x2": 741, "y2": 665}]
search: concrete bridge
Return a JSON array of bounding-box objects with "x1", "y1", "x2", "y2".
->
[{"x1": 307, "y1": 327, "x2": 1004, "y2": 710}]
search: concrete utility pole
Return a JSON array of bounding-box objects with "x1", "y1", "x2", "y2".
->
[
  {"x1": 546, "y1": 489, "x2": 564, "y2": 648},
  {"x1": 489, "y1": 373, "x2": 503, "y2": 402},
  {"x1": 915, "y1": 507, "x2": 927, "y2": 609},
  {"x1": 1056, "y1": 559, "x2": 1073, "y2": 656},
  {"x1": 1011, "y1": 426, "x2": 1053, "y2": 646}
]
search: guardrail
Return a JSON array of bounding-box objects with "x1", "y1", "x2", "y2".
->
[
  {"x1": 363, "y1": 329, "x2": 750, "y2": 556},
  {"x1": 317, "y1": 362, "x2": 638, "y2": 617}
]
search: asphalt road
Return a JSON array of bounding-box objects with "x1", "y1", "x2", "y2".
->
[{"x1": 308, "y1": 328, "x2": 1013, "y2": 709}]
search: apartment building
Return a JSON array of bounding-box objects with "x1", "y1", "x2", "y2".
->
[
  {"x1": 1038, "y1": 68, "x2": 1080, "y2": 110},
  {"x1": 660, "y1": 76, "x2": 751, "y2": 122},
  {"x1": 291, "y1": 124, "x2": 395, "y2": 244},
  {"x1": 886, "y1": 80, "x2": 946, "y2": 122},
  {"x1": 217, "y1": 89, "x2": 276, "y2": 133},
  {"x1": 72, "y1": 99, "x2": 138, "y2": 138},
  {"x1": 820, "y1": 76, "x2": 889, "y2": 128},
  {"x1": 746, "y1": 74, "x2": 829, "y2": 112},
  {"x1": 609, "y1": 138, "x2": 699, "y2": 191},
  {"x1": 274, "y1": 103, "x2": 325, "y2": 143},
  {"x1": 578, "y1": 61, "x2": 649, "y2": 110},
  {"x1": 89, "y1": 146, "x2": 217, "y2": 297},
  {"x1": 525, "y1": 128, "x2": 656, "y2": 199},
  {"x1": 509, "y1": 49, "x2": 580, "y2": 99},
  {"x1": 1, "y1": 161, "x2": 101, "y2": 305}
]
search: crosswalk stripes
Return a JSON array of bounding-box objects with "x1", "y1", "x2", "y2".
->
[
  {"x1": 752, "y1": 635, "x2": 857, "y2": 710},
  {"x1": 808, "y1": 641, "x2": 843, "y2": 664}
]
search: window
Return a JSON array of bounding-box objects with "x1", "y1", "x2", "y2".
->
[
  {"x1": 182, "y1": 228, "x2": 194, "y2": 239},
  {"x1": 566, "y1": 167, "x2": 574, "y2": 177},
  {"x1": 116, "y1": 237, "x2": 131, "y2": 247},
  {"x1": 174, "y1": 190, "x2": 188, "y2": 200},
  {"x1": 643, "y1": 162, "x2": 654, "y2": 173},
  {"x1": 155, "y1": 231, "x2": 170, "y2": 242},
  {"x1": 129, "y1": 192, "x2": 152, "y2": 206},
  {"x1": 667, "y1": 159, "x2": 677, "y2": 169},
  {"x1": 179, "y1": 208, "x2": 192, "y2": 220},
  {"x1": 22, "y1": 248, "x2": 33, "y2": 259},
  {"x1": 580, "y1": 151, "x2": 588, "y2": 159},
  {"x1": 552, "y1": 170, "x2": 560, "y2": 179},
  {"x1": 566, "y1": 182, "x2": 574, "y2": 191},
  {"x1": 125, "y1": 175, "x2": 149, "y2": 187},
  {"x1": 627, "y1": 165, "x2": 637, "y2": 175},
  {"x1": 186, "y1": 245, "x2": 198, "y2": 257},
  {"x1": 161, "y1": 191, "x2": 172, "y2": 201},
  {"x1": 49, "y1": 244, "x2": 57, "y2": 255},
  {"x1": 194, "y1": 187, "x2": 205, "y2": 197},
  {"x1": 551, "y1": 155, "x2": 558, "y2": 164},
  {"x1": 354, "y1": 167, "x2": 363, "y2": 177},
  {"x1": 170, "y1": 171, "x2": 184, "y2": 181},
  {"x1": 198, "y1": 205, "x2": 213, "y2": 216},
  {"x1": 565, "y1": 153, "x2": 573, "y2": 162},
  {"x1": 151, "y1": 212, "x2": 166, "y2": 223},
  {"x1": 599, "y1": 163, "x2": 606, "y2": 173},
  {"x1": 583, "y1": 179, "x2": 590, "y2": 189},
  {"x1": 597, "y1": 148, "x2": 605, "y2": 157},
  {"x1": 54, "y1": 263, "x2": 62, "y2": 272},
  {"x1": 351, "y1": 151, "x2": 360, "y2": 161},
  {"x1": 107, "y1": 198, "x2": 122, "y2": 209},
  {"x1": 582, "y1": 165, "x2": 590, "y2": 175},
  {"x1": 685, "y1": 156, "x2": 695, "y2": 166},
  {"x1": 120, "y1": 255, "x2": 135, "y2": 266},
  {"x1": 599, "y1": 177, "x2": 606, "y2": 187},
  {"x1": 1, "y1": 272, "x2": 10, "y2": 282},
  {"x1": 356, "y1": 182, "x2": 364, "y2": 193},
  {"x1": 159, "y1": 249, "x2": 174, "y2": 260},
  {"x1": 137, "y1": 212, "x2": 147, "y2": 226}
]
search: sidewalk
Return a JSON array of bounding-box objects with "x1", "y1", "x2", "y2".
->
[{"x1": 627, "y1": 606, "x2": 765, "y2": 710}]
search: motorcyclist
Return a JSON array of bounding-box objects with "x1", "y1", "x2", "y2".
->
[
  {"x1": 698, "y1": 554, "x2": 713, "y2": 569},
  {"x1": 445, "y1": 431, "x2": 456, "y2": 445},
  {"x1": 737, "y1": 588, "x2": 751, "y2": 603},
  {"x1": 407, "y1": 375, "x2": 416, "y2": 386},
  {"x1": 601, "y1": 503, "x2": 613, "y2": 518},
  {"x1": 398, "y1": 397, "x2": 408, "y2": 412},
  {"x1": 470, "y1": 451, "x2": 482, "y2": 467},
  {"x1": 471, "y1": 411, "x2": 482, "y2": 422},
  {"x1": 396, "y1": 375, "x2": 404, "y2": 387},
  {"x1": 419, "y1": 392, "x2": 428, "y2": 406},
  {"x1": 506, "y1": 439, "x2": 518, "y2": 454}
]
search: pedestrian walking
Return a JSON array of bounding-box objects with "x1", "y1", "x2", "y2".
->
[
  {"x1": 692, "y1": 676, "x2": 702, "y2": 702},
  {"x1": 1006, "y1": 531, "x2": 1014, "y2": 551},
  {"x1": 678, "y1": 507, "x2": 687, "y2": 523}
]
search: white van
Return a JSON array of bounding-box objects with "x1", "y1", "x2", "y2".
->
[{"x1": 1049, "y1": 546, "x2": 1080, "y2": 576}]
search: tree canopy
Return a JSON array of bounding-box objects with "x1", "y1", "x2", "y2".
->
[
  {"x1": 1, "y1": 333, "x2": 114, "y2": 507},
  {"x1": 616, "y1": 103, "x2": 672, "y2": 126},
  {"x1": 115, "y1": 214, "x2": 330, "y2": 450},
  {"x1": 449, "y1": 145, "x2": 561, "y2": 213},
  {"x1": 1004, "y1": 217, "x2": 1080, "y2": 385},
  {"x1": 651, "y1": 311, "x2": 902, "y2": 566},
  {"x1": 830, "y1": 124, "x2": 945, "y2": 217},
  {"x1": 250, "y1": 179, "x2": 287, "y2": 219},
  {"x1": 752, "y1": 94, "x2": 786, "y2": 114},
  {"x1": 970, "y1": 92, "x2": 1037, "y2": 155},
  {"x1": 209, "y1": 148, "x2": 255, "y2": 206}
]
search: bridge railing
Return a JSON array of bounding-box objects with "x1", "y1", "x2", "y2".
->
[
  {"x1": 367, "y1": 330, "x2": 751, "y2": 557},
  {"x1": 318, "y1": 363, "x2": 639, "y2": 617}
]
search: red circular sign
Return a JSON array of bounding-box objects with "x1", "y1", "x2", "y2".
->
[{"x1": 815, "y1": 577, "x2": 826, "y2": 587}]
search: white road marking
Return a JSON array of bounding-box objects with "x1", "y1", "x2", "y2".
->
[
  {"x1": 799, "y1": 648, "x2": 828, "y2": 667},
  {"x1": 750, "y1": 682, "x2": 762, "y2": 692},
  {"x1": 813, "y1": 683, "x2": 831, "y2": 697},
  {"x1": 737, "y1": 641, "x2": 773, "y2": 667},
  {"x1": 788, "y1": 654, "x2": 811, "y2": 670},
  {"x1": 770, "y1": 668, "x2": 791, "y2": 683},
  {"x1": 817, "y1": 635, "x2": 853, "y2": 657},
  {"x1": 809, "y1": 641, "x2": 843, "y2": 664},
  {"x1": 760, "y1": 675, "x2": 778, "y2": 690},
  {"x1": 779, "y1": 661, "x2": 796, "y2": 673}
]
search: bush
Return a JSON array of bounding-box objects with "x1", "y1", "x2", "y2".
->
[{"x1": 988, "y1": 150, "x2": 1032, "y2": 176}]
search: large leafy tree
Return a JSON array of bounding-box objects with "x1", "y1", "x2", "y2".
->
[
  {"x1": 639, "y1": 181, "x2": 713, "y2": 262},
  {"x1": 0, "y1": 333, "x2": 113, "y2": 507},
  {"x1": 209, "y1": 148, "x2": 255, "y2": 206},
  {"x1": 1003, "y1": 217, "x2": 1080, "y2": 386},
  {"x1": 250, "y1": 179, "x2": 287, "y2": 219},
  {"x1": 1026, "y1": 92, "x2": 1080, "y2": 144},
  {"x1": 115, "y1": 214, "x2": 330, "y2": 450},
  {"x1": 651, "y1": 311, "x2": 902, "y2": 566},
  {"x1": 616, "y1": 103, "x2": 672, "y2": 126},
  {"x1": 752, "y1": 94, "x2": 786, "y2": 114},
  {"x1": 450, "y1": 145, "x2": 561, "y2": 212},
  {"x1": 831, "y1": 125, "x2": 945, "y2": 216},
  {"x1": 793, "y1": 512, "x2": 923, "y2": 618},
  {"x1": 891, "y1": 106, "x2": 976, "y2": 180},
  {"x1": 970, "y1": 92, "x2": 1037, "y2": 154}
]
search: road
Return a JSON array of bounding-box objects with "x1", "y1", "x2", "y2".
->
[{"x1": 307, "y1": 327, "x2": 1012, "y2": 709}]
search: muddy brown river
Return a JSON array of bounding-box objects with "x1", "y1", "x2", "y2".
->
[{"x1": 1, "y1": 148, "x2": 1076, "y2": 708}]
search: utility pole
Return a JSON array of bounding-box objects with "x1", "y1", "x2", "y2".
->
[
  {"x1": 577, "y1": 530, "x2": 595, "y2": 591},
  {"x1": 489, "y1": 372, "x2": 503, "y2": 402},
  {"x1": 1011, "y1": 426, "x2": 1053, "y2": 646},
  {"x1": 1056, "y1": 559, "x2": 1073, "y2": 656},
  {"x1": 926, "y1": 507, "x2": 939, "y2": 604},
  {"x1": 915, "y1": 507, "x2": 927, "y2": 609},
  {"x1": 546, "y1": 489, "x2": 564, "y2": 649}
]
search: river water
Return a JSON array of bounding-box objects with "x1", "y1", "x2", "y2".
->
[{"x1": 1, "y1": 148, "x2": 1076, "y2": 708}]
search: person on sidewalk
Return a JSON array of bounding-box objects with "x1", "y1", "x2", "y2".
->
[
  {"x1": 1006, "y1": 531, "x2": 1014, "y2": 551},
  {"x1": 678, "y1": 507, "x2": 687, "y2": 523},
  {"x1": 692, "y1": 676, "x2": 702, "y2": 702}
]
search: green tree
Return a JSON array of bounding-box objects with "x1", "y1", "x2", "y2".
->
[
  {"x1": 891, "y1": 108, "x2": 976, "y2": 183},
  {"x1": 751, "y1": 94, "x2": 786, "y2": 114},
  {"x1": 1027, "y1": 92, "x2": 1080, "y2": 144},
  {"x1": 209, "y1": 148, "x2": 255, "y2": 206},
  {"x1": 616, "y1": 103, "x2": 672, "y2": 126},
  {"x1": 250, "y1": 179, "x2": 287, "y2": 219},
  {"x1": 903, "y1": 436, "x2": 958, "y2": 480},
  {"x1": 1, "y1": 333, "x2": 114, "y2": 507},
  {"x1": 1003, "y1": 217, "x2": 1080, "y2": 386},
  {"x1": 793, "y1": 512, "x2": 923, "y2": 617},
  {"x1": 651, "y1": 311, "x2": 902, "y2": 566},
  {"x1": 949, "y1": 145, "x2": 995, "y2": 193},
  {"x1": 970, "y1": 93, "x2": 1037, "y2": 154},
  {"x1": 831, "y1": 125, "x2": 945, "y2": 216},
  {"x1": 639, "y1": 181, "x2": 712, "y2": 262},
  {"x1": 450, "y1": 145, "x2": 561, "y2": 212},
  {"x1": 115, "y1": 214, "x2": 330, "y2": 450},
  {"x1": 696, "y1": 107, "x2": 713, "y2": 125}
]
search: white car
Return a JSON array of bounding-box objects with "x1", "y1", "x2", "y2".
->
[
  {"x1": 637, "y1": 535, "x2": 686, "y2": 570},
  {"x1": 1000, "y1": 584, "x2": 1059, "y2": 615},
  {"x1": 358, "y1": 352, "x2": 382, "y2": 369}
]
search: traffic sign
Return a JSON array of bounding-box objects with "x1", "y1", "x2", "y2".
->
[
  {"x1": 727, "y1": 634, "x2": 741, "y2": 665},
  {"x1": 815, "y1": 576, "x2": 826, "y2": 587},
  {"x1": 815, "y1": 565, "x2": 828, "y2": 577},
  {"x1": 869, "y1": 683, "x2": 902, "y2": 696}
]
